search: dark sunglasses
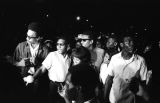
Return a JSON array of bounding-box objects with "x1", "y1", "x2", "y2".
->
[
  {"x1": 76, "y1": 39, "x2": 91, "y2": 42},
  {"x1": 27, "y1": 35, "x2": 37, "y2": 39},
  {"x1": 56, "y1": 43, "x2": 65, "y2": 46}
]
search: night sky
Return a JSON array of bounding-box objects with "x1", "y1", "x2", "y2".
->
[{"x1": 0, "y1": 0, "x2": 159, "y2": 54}]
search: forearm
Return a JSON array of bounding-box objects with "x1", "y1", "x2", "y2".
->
[
  {"x1": 137, "y1": 80, "x2": 149, "y2": 102},
  {"x1": 104, "y1": 75, "x2": 113, "y2": 102},
  {"x1": 14, "y1": 61, "x2": 21, "y2": 66},
  {"x1": 33, "y1": 65, "x2": 46, "y2": 80}
]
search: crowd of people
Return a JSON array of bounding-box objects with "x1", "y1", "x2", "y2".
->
[{"x1": 0, "y1": 21, "x2": 159, "y2": 103}]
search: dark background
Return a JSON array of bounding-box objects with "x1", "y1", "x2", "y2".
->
[{"x1": 0, "y1": 0, "x2": 159, "y2": 54}]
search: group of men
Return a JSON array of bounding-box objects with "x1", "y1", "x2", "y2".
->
[{"x1": 6, "y1": 21, "x2": 151, "y2": 103}]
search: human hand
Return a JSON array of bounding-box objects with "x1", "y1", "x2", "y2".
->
[
  {"x1": 128, "y1": 77, "x2": 139, "y2": 94},
  {"x1": 17, "y1": 58, "x2": 30, "y2": 67},
  {"x1": 23, "y1": 75, "x2": 34, "y2": 86},
  {"x1": 28, "y1": 67, "x2": 35, "y2": 74},
  {"x1": 58, "y1": 84, "x2": 67, "y2": 98},
  {"x1": 29, "y1": 57, "x2": 35, "y2": 65}
]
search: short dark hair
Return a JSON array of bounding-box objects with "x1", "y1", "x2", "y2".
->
[
  {"x1": 120, "y1": 33, "x2": 138, "y2": 50},
  {"x1": 28, "y1": 22, "x2": 43, "y2": 37},
  {"x1": 120, "y1": 33, "x2": 135, "y2": 43},
  {"x1": 82, "y1": 30, "x2": 95, "y2": 40},
  {"x1": 56, "y1": 34, "x2": 70, "y2": 45},
  {"x1": 71, "y1": 46, "x2": 91, "y2": 63},
  {"x1": 108, "y1": 35, "x2": 118, "y2": 42},
  {"x1": 69, "y1": 64, "x2": 99, "y2": 94}
]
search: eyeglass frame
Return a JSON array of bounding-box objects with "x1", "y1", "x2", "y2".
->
[
  {"x1": 56, "y1": 43, "x2": 66, "y2": 46},
  {"x1": 76, "y1": 39, "x2": 91, "y2": 42},
  {"x1": 27, "y1": 35, "x2": 38, "y2": 39}
]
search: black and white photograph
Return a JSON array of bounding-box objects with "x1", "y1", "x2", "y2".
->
[{"x1": 0, "y1": 0, "x2": 159, "y2": 103}]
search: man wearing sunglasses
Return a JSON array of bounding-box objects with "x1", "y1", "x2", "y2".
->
[
  {"x1": 12, "y1": 22, "x2": 49, "y2": 103},
  {"x1": 78, "y1": 31, "x2": 105, "y2": 73},
  {"x1": 78, "y1": 31, "x2": 105, "y2": 103}
]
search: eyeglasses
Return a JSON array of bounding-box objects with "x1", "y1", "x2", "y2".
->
[
  {"x1": 56, "y1": 43, "x2": 65, "y2": 46},
  {"x1": 27, "y1": 35, "x2": 37, "y2": 39},
  {"x1": 77, "y1": 39, "x2": 91, "y2": 42}
]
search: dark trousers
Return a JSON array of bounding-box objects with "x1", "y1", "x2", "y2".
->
[
  {"x1": 48, "y1": 80, "x2": 65, "y2": 103},
  {"x1": 24, "y1": 73, "x2": 49, "y2": 103}
]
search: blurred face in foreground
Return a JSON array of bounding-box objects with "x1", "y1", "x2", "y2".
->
[{"x1": 72, "y1": 57, "x2": 81, "y2": 66}]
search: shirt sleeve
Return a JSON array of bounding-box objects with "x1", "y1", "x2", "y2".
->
[
  {"x1": 42, "y1": 52, "x2": 53, "y2": 70},
  {"x1": 12, "y1": 43, "x2": 21, "y2": 63},
  {"x1": 140, "y1": 58, "x2": 148, "y2": 81}
]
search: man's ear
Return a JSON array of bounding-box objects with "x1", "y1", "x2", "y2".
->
[
  {"x1": 89, "y1": 40, "x2": 94, "y2": 46},
  {"x1": 114, "y1": 42, "x2": 117, "y2": 47},
  {"x1": 120, "y1": 43, "x2": 123, "y2": 48},
  {"x1": 37, "y1": 36, "x2": 43, "y2": 42},
  {"x1": 90, "y1": 40, "x2": 93, "y2": 45}
]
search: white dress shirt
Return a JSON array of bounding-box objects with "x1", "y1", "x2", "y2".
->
[
  {"x1": 107, "y1": 52, "x2": 148, "y2": 103},
  {"x1": 42, "y1": 51, "x2": 71, "y2": 82}
]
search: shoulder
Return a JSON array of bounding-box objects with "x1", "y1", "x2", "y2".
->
[
  {"x1": 135, "y1": 54, "x2": 145, "y2": 62},
  {"x1": 48, "y1": 51, "x2": 56, "y2": 56},
  {"x1": 94, "y1": 47, "x2": 105, "y2": 54},
  {"x1": 94, "y1": 47, "x2": 104, "y2": 52},
  {"x1": 111, "y1": 52, "x2": 121, "y2": 60},
  {"x1": 44, "y1": 51, "x2": 56, "y2": 61},
  {"x1": 15, "y1": 41, "x2": 28, "y2": 50},
  {"x1": 17, "y1": 41, "x2": 27, "y2": 46}
]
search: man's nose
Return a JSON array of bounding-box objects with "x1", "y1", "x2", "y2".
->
[
  {"x1": 81, "y1": 40, "x2": 84, "y2": 44},
  {"x1": 57, "y1": 45, "x2": 61, "y2": 48}
]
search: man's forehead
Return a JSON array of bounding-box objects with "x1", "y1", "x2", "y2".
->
[
  {"x1": 57, "y1": 39, "x2": 65, "y2": 43},
  {"x1": 124, "y1": 36, "x2": 133, "y2": 41},
  {"x1": 77, "y1": 34, "x2": 83, "y2": 38},
  {"x1": 27, "y1": 30, "x2": 37, "y2": 36},
  {"x1": 81, "y1": 34, "x2": 90, "y2": 39},
  {"x1": 108, "y1": 38, "x2": 116, "y2": 42}
]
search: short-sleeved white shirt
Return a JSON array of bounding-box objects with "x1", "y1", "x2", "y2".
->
[
  {"x1": 42, "y1": 51, "x2": 71, "y2": 82},
  {"x1": 107, "y1": 52, "x2": 148, "y2": 103},
  {"x1": 29, "y1": 43, "x2": 40, "y2": 57}
]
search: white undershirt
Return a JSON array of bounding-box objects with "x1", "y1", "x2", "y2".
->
[
  {"x1": 29, "y1": 44, "x2": 40, "y2": 58},
  {"x1": 28, "y1": 43, "x2": 39, "y2": 74}
]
